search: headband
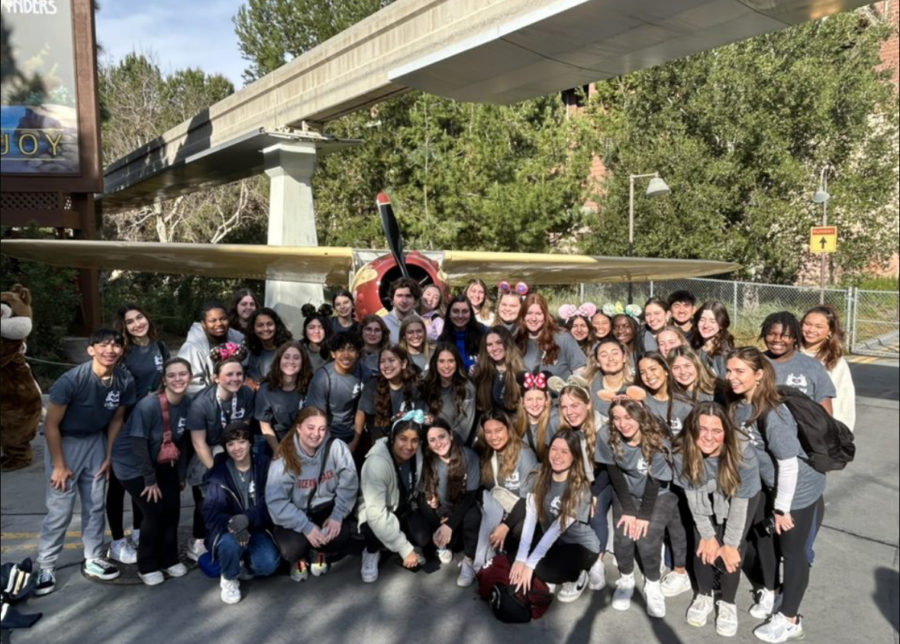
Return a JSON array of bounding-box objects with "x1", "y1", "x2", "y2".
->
[
  {"x1": 558, "y1": 302, "x2": 598, "y2": 324},
  {"x1": 390, "y1": 408, "x2": 426, "y2": 433},
  {"x1": 601, "y1": 301, "x2": 642, "y2": 321},
  {"x1": 522, "y1": 371, "x2": 548, "y2": 392},
  {"x1": 497, "y1": 280, "x2": 529, "y2": 297},
  {"x1": 210, "y1": 341, "x2": 246, "y2": 363},
  {"x1": 547, "y1": 373, "x2": 592, "y2": 398}
]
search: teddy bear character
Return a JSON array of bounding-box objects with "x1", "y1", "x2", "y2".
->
[{"x1": 1, "y1": 284, "x2": 43, "y2": 471}]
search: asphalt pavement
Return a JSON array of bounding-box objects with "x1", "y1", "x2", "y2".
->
[{"x1": 2, "y1": 361, "x2": 897, "y2": 644}]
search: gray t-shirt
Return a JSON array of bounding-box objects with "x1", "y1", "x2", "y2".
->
[
  {"x1": 523, "y1": 408, "x2": 559, "y2": 454},
  {"x1": 123, "y1": 342, "x2": 168, "y2": 399},
  {"x1": 595, "y1": 423, "x2": 673, "y2": 499},
  {"x1": 523, "y1": 332, "x2": 587, "y2": 379},
  {"x1": 246, "y1": 348, "x2": 277, "y2": 383},
  {"x1": 541, "y1": 479, "x2": 600, "y2": 551},
  {"x1": 112, "y1": 393, "x2": 190, "y2": 482},
  {"x1": 255, "y1": 383, "x2": 305, "y2": 441},
  {"x1": 305, "y1": 363, "x2": 364, "y2": 442},
  {"x1": 436, "y1": 381, "x2": 476, "y2": 444},
  {"x1": 768, "y1": 352, "x2": 836, "y2": 403},
  {"x1": 428, "y1": 447, "x2": 481, "y2": 514},
  {"x1": 640, "y1": 327, "x2": 659, "y2": 354},
  {"x1": 186, "y1": 384, "x2": 255, "y2": 447},
  {"x1": 49, "y1": 362, "x2": 137, "y2": 436},
  {"x1": 643, "y1": 395, "x2": 695, "y2": 436},
  {"x1": 487, "y1": 446, "x2": 538, "y2": 497},
  {"x1": 733, "y1": 401, "x2": 826, "y2": 511},
  {"x1": 227, "y1": 459, "x2": 257, "y2": 509},
  {"x1": 358, "y1": 380, "x2": 426, "y2": 440},
  {"x1": 673, "y1": 449, "x2": 761, "y2": 500}
]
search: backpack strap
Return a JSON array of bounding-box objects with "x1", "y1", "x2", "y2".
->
[{"x1": 305, "y1": 436, "x2": 335, "y2": 513}]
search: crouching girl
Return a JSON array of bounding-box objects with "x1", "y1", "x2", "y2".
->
[
  {"x1": 202, "y1": 424, "x2": 280, "y2": 605},
  {"x1": 409, "y1": 418, "x2": 481, "y2": 587},
  {"x1": 510, "y1": 429, "x2": 599, "y2": 605},
  {"x1": 265, "y1": 406, "x2": 359, "y2": 582},
  {"x1": 357, "y1": 412, "x2": 426, "y2": 583}
]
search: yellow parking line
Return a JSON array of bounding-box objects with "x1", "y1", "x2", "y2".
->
[{"x1": 0, "y1": 542, "x2": 82, "y2": 553}]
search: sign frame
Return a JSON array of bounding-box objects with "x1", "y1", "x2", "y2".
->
[
  {"x1": 1, "y1": 0, "x2": 102, "y2": 194},
  {"x1": 810, "y1": 225, "x2": 838, "y2": 254}
]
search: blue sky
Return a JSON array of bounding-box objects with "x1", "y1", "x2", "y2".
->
[{"x1": 95, "y1": 1, "x2": 248, "y2": 89}]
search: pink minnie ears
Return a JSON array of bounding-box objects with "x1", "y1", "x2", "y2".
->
[
  {"x1": 497, "y1": 280, "x2": 529, "y2": 296},
  {"x1": 558, "y1": 302, "x2": 598, "y2": 322},
  {"x1": 522, "y1": 371, "x2": 548, "y2": 391},
  {"x1": 211, "y1": 341, "x2": 246, "y2": 363}
]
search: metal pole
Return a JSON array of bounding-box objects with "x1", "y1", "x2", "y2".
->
[
  {"x1": 628, "y1": 175, "x2": 635, "y2": 304},
  {"x1": 819, "y1": 169, "x2": 828, "y2": 305}
]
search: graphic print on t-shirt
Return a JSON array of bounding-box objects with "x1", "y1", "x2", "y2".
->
[{"x1": 104, "y1": 390, "x2": 121, "y2": 410}]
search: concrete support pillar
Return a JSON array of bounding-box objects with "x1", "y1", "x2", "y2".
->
[{"x1": 263, "y1": 141, "x2": 324, "y2": 337}]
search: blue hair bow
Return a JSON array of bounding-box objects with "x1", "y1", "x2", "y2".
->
[{"x1": 391, "y1": 408, "x2": 425, "y2": 432}]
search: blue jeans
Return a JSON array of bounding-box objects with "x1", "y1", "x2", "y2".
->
[{"x1": 216, "y1": 531, "x2": 281, "y2": 580}]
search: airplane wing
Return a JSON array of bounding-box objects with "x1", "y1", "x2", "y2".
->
[
  {"x1": 0, "y1": 240, "x2": 355, "y2": 285},
  {"x1": 440, "y1": 250, "x2": 739, "y2": 285},
  {"x1": 1, "y1": 240, "x2": 738, "y2": 285}
]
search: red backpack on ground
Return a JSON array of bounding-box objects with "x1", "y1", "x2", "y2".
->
[{"x1": 475, "y1": 553, "x2": 552, "y2": 622}]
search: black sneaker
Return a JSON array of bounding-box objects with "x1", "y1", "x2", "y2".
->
[
  {"x1": 33, "y1": 568, "x2": 56, "y2": 596},
  {"x1": 82, "y1": 558, "x2": 120, "y2": 581}
]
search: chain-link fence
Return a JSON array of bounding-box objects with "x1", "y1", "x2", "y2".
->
[{"x1": 578, "y1": 277, "x2": 898, "y2": 359}]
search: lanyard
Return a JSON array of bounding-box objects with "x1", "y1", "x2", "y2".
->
[{"x1": 217, "y1": 392, "x2": 240, "y2": 429}]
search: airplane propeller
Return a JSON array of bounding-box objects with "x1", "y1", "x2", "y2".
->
[{"x1": 376, "y1": 192, "x2": 409, "y2": 279}]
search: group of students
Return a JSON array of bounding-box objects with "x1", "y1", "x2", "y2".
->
[{"x1": 29, "y1": 279, "x2": 855, "y2": 643}]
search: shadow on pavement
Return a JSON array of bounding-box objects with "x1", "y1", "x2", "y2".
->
[
  {"x1": 874, "y1": 566, "x2": 900, "y2": 634},
  {"x1": 849, "y1": 363, "x2": 899, "y2": 400}
]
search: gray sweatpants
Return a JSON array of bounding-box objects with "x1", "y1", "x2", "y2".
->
[{"x1": 37, "y1": 432, "x2": 108, "y2": 568}]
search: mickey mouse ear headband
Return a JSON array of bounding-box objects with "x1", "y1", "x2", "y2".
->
[
  {"x1": 558, "y1": 302, "x2": 598, "y2": 323},
  {"x1": 547, "y1": 373, "x2": 591, "y2": 398},
  {"x1": 601, "y1": 301, "x2": 641, "y2": 321},
  {"x1": 517, "y1": 369, "x2": 552, "y2": 392},
  {"x1": 497, "y1": 281, "x2": 529, "y2": 297}
]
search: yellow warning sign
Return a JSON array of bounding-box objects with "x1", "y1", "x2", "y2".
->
[{"x1": 810, "y1": 226, "x2": 837, "y2": 254}]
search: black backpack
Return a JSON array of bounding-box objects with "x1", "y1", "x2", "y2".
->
[{"x1": 759, "y1": 386, "x2": 855, "y2": 473}]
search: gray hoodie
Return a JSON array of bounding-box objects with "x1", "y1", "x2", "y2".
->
[
  {"x1": 357, "y1": 437, "x2": 423, "y2": 559},
  {"x1": 265, "y1": 434, "x2": 359, "y2": 535},
  {"x1": 177, "y1": 322, "x2": 245, "y2": 395}
]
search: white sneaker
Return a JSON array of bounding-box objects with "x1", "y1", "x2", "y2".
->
[
  {"x1": 753, "y1": 612, "x2": 804, "y2": 643},
  {"x1": 588, "y1": 555, "x2": 606, "y2": 590},
  {"x1": 164, "y1": 563, "x2": 188, "y2": 578},
  {"x1": 137, "y1": 570, "x2": 165, "y2": 586},
  {"x1": 644, "y1": 579, "x2": 666, "y2": 618},
  {"x1": 750, "y1": 588, "x2": 776, "y2": 619},
  {"x1": 611, "y1": 573, "x2": 635, "y2": 611},
  {"x1": 456, "y1": 557, "x2": 476, "y2": 587},
  {"x1": 290, "y1": 561, "x2": 308, "y2": 582},
  {"x1": 436, "y1": 547, "x2": 453, "y2": 565},
  {"x1": 186, "y1": 538, "x2": 207, "y2": 562},
  {"x1": 716, "y1": 600, "x2": 739, "y2": 637},
  {"x1": 686, "y1": 593, "x2": 715, "y2": 627},
  {"x1": 660, "y1": 570, "x2": 692, "y2": 597},
  {"x1": 361, "y1": 550, "x2": 381, "y2": 583},
  {"x1": 310, "y1": 552, "x2": 329, "y2": 577},
  {"x1": 557, "y1": 570, "x2": 589, "y2": 603},
  {"x1": 109, "y1": 538, "x2": 138, "y2": 565},
  {"x1": 219, "y1": 576, "x2": 241, "y2": 604}
]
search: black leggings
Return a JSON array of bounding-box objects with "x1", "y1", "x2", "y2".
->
[
  {"x1": 407, "y1": 504, "x2": 481, "y2": 559},
  {"x1": 272, "y1": 504, "x2": 351, "y2": 563},
  {"x1": 612, "y1": 492, "x2": 678, "y2": 582},
  {"x1": 107, "y1": 473, "x2": 143, "y2": 540},
  {"x1": 192, "y1": 486, "x2": 206, "y2": 540},
  {"x1": 121, "y1": 465, "x2": 181, "y2": 574},
  {"x1": 534, "y1": 541, "x2": 598, "y2": 584},
  {"x1": 778, "y1": 497, "x2": 824, "y2": 617},
  {"x1": 694, "y1": 492, "x2": 762, "y2": 603}
]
